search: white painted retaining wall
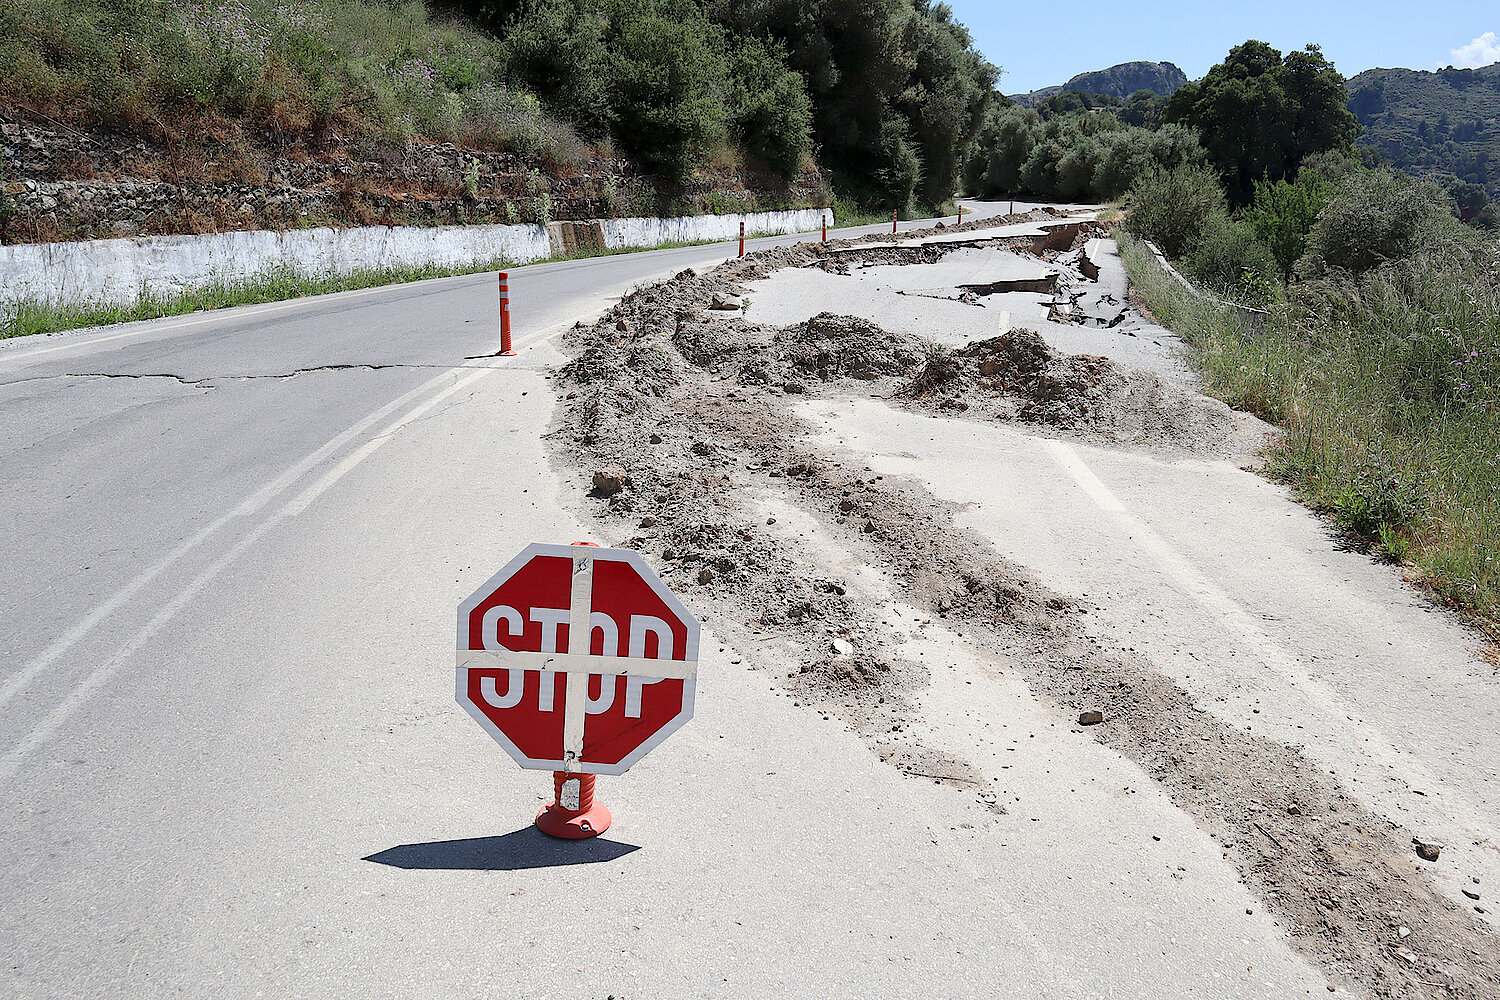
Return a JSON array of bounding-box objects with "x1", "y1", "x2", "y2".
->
[
  {"x1": 600, "y1": 208, "x2": 828, "y2": 249},
  {"x1": 0, "y1": 207, "x2": 831, "y2": 310}
]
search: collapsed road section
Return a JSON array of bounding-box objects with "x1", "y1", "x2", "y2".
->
[{"x1": 547, "y1": 212, "x2": 1500, "y2": 998}]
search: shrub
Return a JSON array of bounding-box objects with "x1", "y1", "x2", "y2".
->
[
  {"x1": 1245, "y1": 169, "x2": 1333, "y2": 281},
  {"x1": 1125, "y1": 164, "x2": 1227, "y2": 259},
  {"x1": 1300, "y1": 168, "x2": 1460, "y2": 276},
  {"x1": 1183, "y1": 213, "x2": 1279, "y2": 297},
  {"x1": 728, "y1": 37, "x2": 813, "y2": 176}
]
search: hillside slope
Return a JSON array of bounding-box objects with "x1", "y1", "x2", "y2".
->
[
  {"x1": 1348, "y1": 64, "x2": 1500, "y2": 198},
  {"x1": 1011, "y1": 61, "x2": 1187, "y2": 105}
]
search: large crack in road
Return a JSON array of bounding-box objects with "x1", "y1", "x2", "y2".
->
[{"x1": 544, "y1": 220, "x2": 1500, "y2": 998}]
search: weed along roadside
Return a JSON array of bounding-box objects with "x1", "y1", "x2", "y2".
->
[{"x1": 1117, "y1": 227, "x2": 1500, "y2": 639}]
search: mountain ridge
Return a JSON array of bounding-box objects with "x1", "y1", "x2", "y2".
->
[{"x1": 1009, "y1": 60, "x2": 1188, "y2": 106}]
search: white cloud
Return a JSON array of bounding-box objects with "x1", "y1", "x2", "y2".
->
[{"x1": 1447, "y1": 31, "x2": 1500, "y2": 69}]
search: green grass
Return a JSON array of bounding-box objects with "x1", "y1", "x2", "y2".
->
[
  {"x1": 1118, "y1": 228, "x2": 1500, "y2": 637},
  {"x1": 0, "y1": 231, "x2": 804, "y2": 340}
]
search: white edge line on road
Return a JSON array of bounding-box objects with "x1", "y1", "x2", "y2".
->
[
  {"x1": 0, "y1": 365, "x2": 495, "y2": 784},
  {"x1": 1044, "y1": 437, "x2": 1494, "y2": 842}
]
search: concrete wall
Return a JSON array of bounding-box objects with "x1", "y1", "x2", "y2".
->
[{"x1": 0, "y1": 207, "x2": 831, "y2": 310}]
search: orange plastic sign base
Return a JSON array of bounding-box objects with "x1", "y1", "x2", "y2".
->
[{"x1": 535, "y1": 772, "x2": 612, "y2": 839}]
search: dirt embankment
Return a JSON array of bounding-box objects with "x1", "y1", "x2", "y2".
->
[
  {"x1": 547, "y1": 219, "x2": 1500, "y2": 999},
  {"x1": 0, "y1": 112, "x2": 829, "y2": 244}
]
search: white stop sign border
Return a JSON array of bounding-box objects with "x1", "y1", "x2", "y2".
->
[{"x1": 456, "y1": 542, "x2": 701, "y2": 775}]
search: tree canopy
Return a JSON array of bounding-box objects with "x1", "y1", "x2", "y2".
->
[
  {"x1": 448, "y1": 0, "x2": 997, "y2": 205},
  {"x1": 1164, "y1": 41, "x2": 1359, "y2": 205}
]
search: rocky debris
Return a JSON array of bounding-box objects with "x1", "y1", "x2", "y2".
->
[
  {"x1": 1078, "y1": 710, "x2": 1105, "y2": 726},
  {"x1": 591, "y1": 466, "x2": 631, "y2": 497},
  {"x1": 1414, "y1": 838, "x2": 1444, "y2": 861},
  {"x1": 710, "y1": 292, "x2": 743, "y2": 311},
  {"x1": 901, "y1": 330, "x2": 1122, "y2": 429}
]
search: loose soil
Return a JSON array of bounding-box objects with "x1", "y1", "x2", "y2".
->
[{"x1": 547, "y1": 215, "x2": 1500, "y2": 998}]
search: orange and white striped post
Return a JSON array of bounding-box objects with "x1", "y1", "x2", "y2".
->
[
  {"x1": 738, "y1": 220, "x2": 745, "y2": 257},
  {"x1": 498, "y1": 271, "x2": 516, "y2": 356},
  {"x1": 892, "y1": 209, "x2": 898, "y2": 235},
  {"x1": 956, "y1": 204, "x2": 962, "y2": 226},
  {"x1": 822, "y1": 213, "x2": 827, "y2": 242}
]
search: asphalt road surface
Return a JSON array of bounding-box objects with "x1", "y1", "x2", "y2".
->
[{"x1": 5, "y1": 202, "x2": 1488, "y2": 999}]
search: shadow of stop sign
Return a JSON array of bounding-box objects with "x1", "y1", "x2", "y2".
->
[{"x1": 456, "y1": 543, "x2": 701, "y2": 775}]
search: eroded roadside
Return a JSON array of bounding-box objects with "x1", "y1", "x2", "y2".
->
[{"x1": 544, "y1": 216, "x2": 1500, "y2": 998}]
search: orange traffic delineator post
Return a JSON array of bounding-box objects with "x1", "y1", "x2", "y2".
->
[
  {"x1": 892, "y1": 209, "x2": 898, "y2": 234},
  {"x1": 498, "y1": 271, "x2": 516, "y2": 356},
  {"x1": 956, "y1": 204, "x2": 963, "y2": 226},
  {"x1": 537, "y1": 770, "x2": 611, "y2": 839},
  {"x1": 534, "y1": 540, "x2": 611, "y2": 840},
  {"x1": 738, "y1": 220, "x2": 746, "y2": 257},
  {"x1": 822, "y1": 213, "x2": 827, "y2": 242}
]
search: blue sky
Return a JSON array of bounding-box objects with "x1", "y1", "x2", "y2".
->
[{"x1": 944, "y1": 1, "x2": 1500, "y2": 94}]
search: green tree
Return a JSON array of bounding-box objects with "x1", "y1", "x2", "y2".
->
[
  {"x1": 607, "y1": 7, "x2": 730, "y2": 178},
  {"x1": 1165, "y1": 41, "x2": 1358, "y2": 205},
  {"x1": 963, "y1": 103, "x2": 1038, "y2": 196},
  {"x1": 728, "y1": 37, "x2": 814, "y2": 175},
  {"x1": 1245, "y1": 168, "x2": 1334, "y2": 280}
]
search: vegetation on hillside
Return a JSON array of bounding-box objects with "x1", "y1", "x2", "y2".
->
[
  {"x1": 0, "y1": 0, "x2": 1001, "y2": 211},
  {"x1": 1347, "y1": 63, "x2": 1500, "y2": 204},
  {"x1": 963, "y1": 106, "x2": 1203, "y2": 203}
]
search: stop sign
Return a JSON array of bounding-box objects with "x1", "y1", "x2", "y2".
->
[{"x1": 456, "y1": 542, "x2": 700, "y2": 775}]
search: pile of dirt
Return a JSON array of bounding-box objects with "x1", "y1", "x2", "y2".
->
[
  {"x1": 900, "y1": 329, "x2": 1243, "y2": 454},
  {"x1": 546, "y1": 216, "x2": 1500, "y2": 998},
  {"x1": 675, "y1": 311, "x2": 927, "y2": 391}
]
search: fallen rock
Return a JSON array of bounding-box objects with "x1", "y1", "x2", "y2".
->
[
  {"x1": 832, "y1": 638, "x2": 854, "y2": 657},
  {"x1": 697, "y1": 567, "x2": 714, "y2": 585},
  {"x1": 1413, "y1": 838, "x2": 1444, "y2": 862},
  {"x1": 591, "y1": 466, "x2": 630, "y2": 497},
  {"x1": 710, "y1": 293, "x2": 743, "y2": 311},
  {"x1": 1398, "y1": 926, "x2": 1411, "y2": 939},
  {"x1": 1078, "y1": 710, "x2": 1104, "y2": 726}
]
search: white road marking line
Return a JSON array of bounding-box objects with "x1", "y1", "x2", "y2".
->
[
  {"x1": 0, "y1": 314, "x2": 568, "y2": 713},
  {"x1": 1043, "y1": 439, "x2": 1124, "y2": 511},
  {"x1": 1045, "y1": 438, "x2": 1492, "y2": 841},
  {"x1": 0, "y1": 365, "x2": 494, "y2": 784},
  {"x1": 0, "y1": 370, "x2": 455, "y2": 710}
]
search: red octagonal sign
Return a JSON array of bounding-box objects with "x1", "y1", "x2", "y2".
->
[{"x1": 456, "y1": 543, "x2": 701, "y2": 775}]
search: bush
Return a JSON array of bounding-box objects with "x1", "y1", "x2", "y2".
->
[
  {"x1": 1245, "y1": 169, "x2": 1334, "y2": 281},
  {"x1": 728, "y1": 38, "x2": 813, "y2": 176},
  {"x1": 607, "y1": 12, "x2": 729, "y2": 178},
  {"x1": 1125, "y1": 164, "x2": 1227, "y2": 259},
  {"x1": 1300, "y1": 168, "x2": 1460, "y2": 276},
  {"x1": 1183, "y1": 213, "x2": 1279, "y2": 297}
]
